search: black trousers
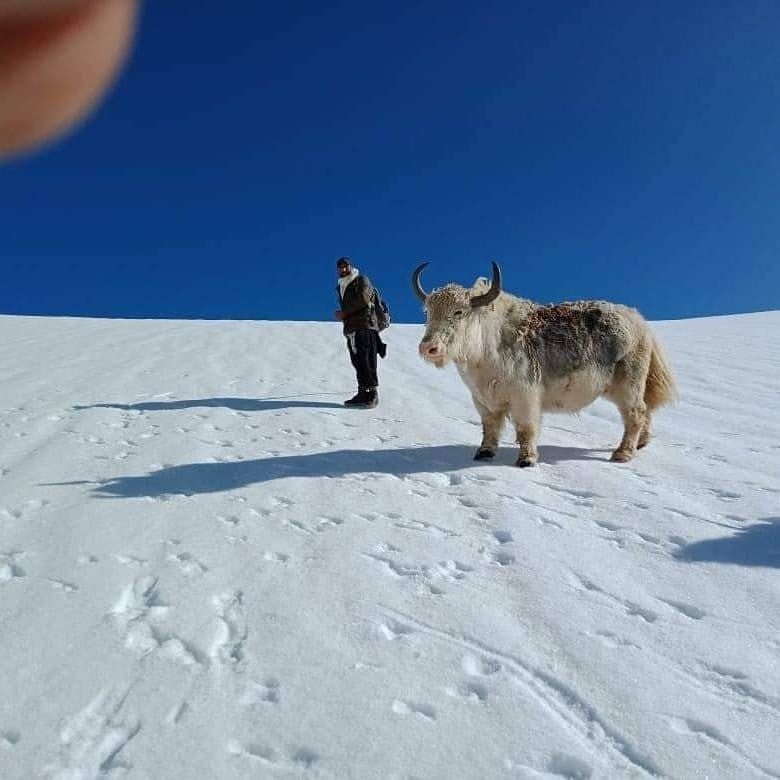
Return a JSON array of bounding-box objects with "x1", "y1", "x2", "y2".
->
[{"x1": 346, "y1": 328, "x2": 379, "y2": 390}]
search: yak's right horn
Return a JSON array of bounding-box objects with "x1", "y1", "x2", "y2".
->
[{"x1": 470, "y1": 261, "x2": 502, "y2": 308}]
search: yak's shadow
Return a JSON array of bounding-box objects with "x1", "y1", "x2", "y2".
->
[
  {"x1": 73, "y1": 396, "x2": 344, "y2": 413},
  {"x1": 69, "y1": 443, "x2": 608, "y2": 500},
  {"x1": 90, "y1": 446, "x2": 474, "y2": 498},
  {"x1": 675, "y1": 517, "x2": 780, "y2": 569},
  {"x1": 538, "y1": 445, "x2": 610, "y2": 464}
]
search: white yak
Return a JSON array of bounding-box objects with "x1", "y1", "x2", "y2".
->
[{"x1": 413, "y1": 262, "x2": 677, "y2": 466}]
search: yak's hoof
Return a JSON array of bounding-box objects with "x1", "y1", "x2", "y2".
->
[
  {"x1": 610, "y1": 449, "x2": 634, "y2": 463},
  {"x1": 516, "y1": 458, "x2": 536, "y2": 468},
  {"x1": 637, "y1": 436, "x2": 651, "y2": 450},
  {"x1": 474, "y1": 448, "x2": 495, "y2": 461}
]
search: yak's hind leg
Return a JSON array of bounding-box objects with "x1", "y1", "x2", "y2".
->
[
  {"x1": 605, "y1": 350, "x2": 650, "y2": 463},
  {"x1": 473, "y1": 402, "x2": 507, "y2": 460},
  {"x1": 637, "y1": 415, "x2": 652, "y2": 449}
]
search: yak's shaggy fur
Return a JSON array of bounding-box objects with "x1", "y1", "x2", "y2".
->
[{"x1": 415, "y1": 265, "x2": 677, "y2": 466}]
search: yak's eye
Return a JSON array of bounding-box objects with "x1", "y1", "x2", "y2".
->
[{"x1": 452, "y1": 310, "x2": 465, "y2": 319}]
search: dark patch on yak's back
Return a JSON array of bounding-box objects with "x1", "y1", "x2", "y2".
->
[{"x1": 524, "y1": 302, "x2": 624, "y2": 378}]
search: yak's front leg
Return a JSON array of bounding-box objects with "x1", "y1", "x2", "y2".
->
[
  {"x1": 473, "y1": 402, "x2": 507, "y2": 461},
  {"x1": 510, "y1": 394, "x2": 542, "y2": 467}
]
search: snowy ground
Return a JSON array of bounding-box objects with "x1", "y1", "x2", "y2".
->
[{"x1": 0, "y1": 311, "x2": 778, "y2": 779}]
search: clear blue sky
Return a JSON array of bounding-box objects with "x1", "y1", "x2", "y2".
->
[{"x1": 2, "y1": 0, "x2": 778, "y2": 322}]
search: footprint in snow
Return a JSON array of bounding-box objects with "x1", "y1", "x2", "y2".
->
[
  {"x1": 211, "y1": 591, "x2": 247, "y2": 667},
  {"x1": 0, "y1": 730, "x2": 20, "y2": 749},
  {"x1": 435, "y1": 560, "x2": 474, "y2": 581},
  {"x1": 164, "y1": 701, "x2": 189, "y2": 726},
  {"x1": 393, "y1": 519, "x2": 460, "y2": 538},
  {"x1": 315, "y1": 516, "x2": 345, "y2": 531},
  {"x1": 378, "y1": 618, "x2": 414, "y2": 640},
  {"x1": 468, "y1": 473, "x2": 497, "y2": 483},
  {"x1": 445, "y1": 681, "x2": 489, "y2": 702},
  {"x1": 0, "y1": 551, "x2": 26, "y2": 582},
  {"x1": 114, "y1": 554, "x2": 148, "y2": 568},
  {"x1": 45, "y1": 687, "x2": 139, "y2": 777},
  {"x1": 591, "y1": 630, "x2": 641, "y2": 650},
  {"x1": 625, "y1": 603, "x2": 658, "y2": 623},
  {"x1": 167, "y1": 552, "x2": 208, "y2": 577},
  {"x1": 461, "y1": 654, "x2": 501, "y2": 677},
  {"x1": 547, "y1": 752, "x2": 594, "y2": 779},
  {"x1": 391, "y1": 700, "x2": 436, "y2": 721},
  {"x1": 538, "y1": 515, "x2": 565, "y2": 529},
  {"x1": 226, "y1": 740, "x2": 278, "y2": 766},
  {"x1": 593, "y1": 518, "x2": 622, "y2": 533},
  {"x1": 47, "y1": 578, "x2": 79, "y2": 592},
  {"x1": 241, "y1": 679, "x2": 280, "y2": 705},
  {"x1": 490, "y1": 550, "x2": 516, "y2": 566},
  {"x1": 291, "y1": 748, "x2": 319, "y2": 768},
  {"x1": 707, "y1": 488, "x2": 741, "y2": 501},
  {"x1": 263, "y1": 551, "x2": 289, "y2": 563},
  {"x1": 550, "y1": 486, "x2": 600, "y2": 502},
  {"x1": 657, "y1": 598, "x2": 707, "y2": 620}
]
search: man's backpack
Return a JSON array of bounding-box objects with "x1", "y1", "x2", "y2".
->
[{"x1": 371, "y1": 287, "x2": 391, "y2": 331}]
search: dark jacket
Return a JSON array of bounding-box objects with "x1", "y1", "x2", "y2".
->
[{"x1": 338, "y1": 274, "x2": 378, "y2": 334}]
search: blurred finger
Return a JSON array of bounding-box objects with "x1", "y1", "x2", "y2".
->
[{"x1": 0, "y1": 0, "x2": 138, "y2": 159}]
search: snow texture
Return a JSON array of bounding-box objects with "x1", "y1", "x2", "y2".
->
[{"x1": 0, "y1": 311, "x2": 778, "y2": 779}]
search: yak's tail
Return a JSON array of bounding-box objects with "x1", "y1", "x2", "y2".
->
[{"x1": 645, "y1": 335, "x2": 677, "y2": 410}]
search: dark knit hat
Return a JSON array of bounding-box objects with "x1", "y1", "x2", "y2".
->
[{"x1": 336, "y1": 256, "x2": 351, "y2": 267}]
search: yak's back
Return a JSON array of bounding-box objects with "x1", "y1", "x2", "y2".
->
[{"x1": 519, "y1": 300, "x2": 640, "y2": 380}]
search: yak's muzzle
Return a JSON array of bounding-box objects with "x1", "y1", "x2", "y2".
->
[{"x1": 419, "y1": 340, "x2": 443, "y2": 361}]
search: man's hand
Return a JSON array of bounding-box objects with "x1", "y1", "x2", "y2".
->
[
  {"x1": 0, "y1": 0, "x2": 138, "y2": 160},
  {"x1": 334, "y1": 310, "x2": 344, "y2": 321}
]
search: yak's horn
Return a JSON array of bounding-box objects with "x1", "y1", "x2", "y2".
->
[
  {"x1": 470, "y1": 261, "x2": 502, "y2": 308},
  {"x1": 412, "y1": 261, "x2": 430, "y2": 303}
]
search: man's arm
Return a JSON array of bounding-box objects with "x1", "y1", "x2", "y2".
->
[{"x1": 340, "y1": 275, "x2": 373, "y2": 316}]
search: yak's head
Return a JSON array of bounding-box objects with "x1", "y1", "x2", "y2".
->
[{"x1": 413, "y1": 261, "x2": 502, "y2": 367}]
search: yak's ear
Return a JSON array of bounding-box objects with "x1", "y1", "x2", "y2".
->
[{"x1": 470, "y1": 261, "x2": 502, "y2": 308}]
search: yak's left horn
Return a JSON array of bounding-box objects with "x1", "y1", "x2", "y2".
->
[
  {"x1": 470, "y1": 261, "x2": 502, "y2": 308},
  {"x1": 412, "y1": 261, "x2": 430, "y2": 303}
]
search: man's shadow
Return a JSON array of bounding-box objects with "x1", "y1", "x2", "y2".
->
[
  {"x1": 675, "y1": 517, "x2": 780, "y2": 569},
  {"x1": 57, "y1": 444, "x2": 606, "y2": 500},
  {"x1": 73, "y1": 397, "x2": 345, "y2": 413}
]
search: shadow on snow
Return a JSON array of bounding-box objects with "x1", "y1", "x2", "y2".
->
[
  {"x1": 73, "y1": 396, "x2": 345, "y2": 412},
  {"x1": 675, "y1": 518, "x2": 780, "y2": 569},
  {"x1": 67, "y1": 444, "x2": 609, "y2": 499}
]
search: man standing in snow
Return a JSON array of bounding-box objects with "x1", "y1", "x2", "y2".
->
[{"x1": 334, "y1": 256, "x2": 386, "y2": 408}]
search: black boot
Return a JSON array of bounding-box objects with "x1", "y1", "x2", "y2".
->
[
  {"x1": 362, "y1": 388, "x2": 378, "y2": 408},
  {"x1": 344, "y1": 389, "x2": 367, "y2": 407}
]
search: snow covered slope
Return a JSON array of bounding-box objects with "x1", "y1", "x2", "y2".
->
[{"x1": 1, "y1": 311, "x2": 778, "y2": 779}]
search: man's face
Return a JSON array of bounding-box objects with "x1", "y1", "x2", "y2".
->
[{"x1": 337, "y1": 262, "x2": 352, "y2": 277}]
